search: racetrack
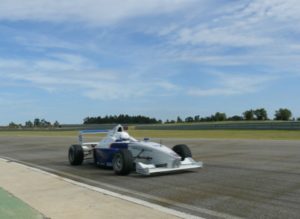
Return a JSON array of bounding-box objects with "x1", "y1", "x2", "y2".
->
[{"x1": 1, "y1": 136, "x2": 300, "y2": 219}]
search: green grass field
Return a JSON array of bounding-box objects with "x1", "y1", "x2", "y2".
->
[
  {"x1": 0, "y1": 130, "x2": 78, "y2": 137},
  {"x1": 0, "y1": 130, "x2": 299, "y2": 140},
  {"x1": 129, "y1": 130, "x2": 300, "y2": 140}
]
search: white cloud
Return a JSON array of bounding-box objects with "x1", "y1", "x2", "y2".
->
[
  {"x1": 0, "y1": 0, "x2": 196, "y2": 25},
  {"x1": 0, "y1": 53, "x2": 179, "y2": 100},
  {"x1": 188, "y1": 72, "x2": 278, "y2": 97},
  {"x1": 0, "y1": 0, "x2": 299, "y2": 101},
  {"x1": 155, "y1": 81, "x2": 178, "y2": 91},
  {"x1": 153, "y1": 0, "x2": 299, "y2": 55},
  {"x1": 188, "y1": 88, "x2": 237, "y2": 97},
  {"x1": 14, "y1": 35, "x2": 77, "y2": 51},
  {"x1": 176, "y1": 26, "x2": 272, "y2": 47},
  {"x1": 235, "y1": 0, "x2": 300, "y2": 22},
  {"x1": 138, "y1": 0, "x2": 300, "y2": 82}
]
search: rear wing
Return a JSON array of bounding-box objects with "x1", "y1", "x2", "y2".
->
[{"x1": 78, "y1": 130, "x2": 108, "y2": 145}]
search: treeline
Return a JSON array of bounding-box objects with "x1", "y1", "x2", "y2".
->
[
  {"x1": 6, "y1": 108, "x2": 299, "y2": 128},
  {"x1": 83, "y1": 108, "x2": 298, "y2": 125},
  {"x1": 8, "y1": 118, "x2": 60, "y2": 128},
  {"x1": 166, "y1": 108, "x2": 299, "y2": 124},
  {"x1": 84, "y1": 115, "x2": 162, "y2": 124}
]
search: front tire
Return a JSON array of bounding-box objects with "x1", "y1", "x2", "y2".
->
[
  {"x1": 112, "y1": 149, "x2": 133, "y2": 175},
  {"x1": 172, "y1": 144, "x2": 192, "y2": 161},
  {"x1": 68, "y1": 145, "x2": 84, "y2": 165}
]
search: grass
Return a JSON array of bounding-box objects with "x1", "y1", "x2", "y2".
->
[
  {"x1": 0, "y1": 130, "x2": 78, "y2": 137},
  {"x1": 0, "y1": 129, "x2": 299, "y2": 140},
  {"x1": 0, "y1": 188, "x2": 42, "y2": 219},
  {"x1": 137, "y1": 120, "x2": 299, "y2": 125},
  {"x1": 128, "y1": 130, "x2": 300, "y2": 140}
]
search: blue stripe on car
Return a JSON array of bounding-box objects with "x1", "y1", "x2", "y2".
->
[{"x1": 94, "y1": 143, "x2": 128, "y2": 166}]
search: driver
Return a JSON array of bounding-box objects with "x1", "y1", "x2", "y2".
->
[{"x1": 115, "y1": 132, "x2": 130, "y2": 141}]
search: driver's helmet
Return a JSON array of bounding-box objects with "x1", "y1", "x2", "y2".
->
[{"x1": 116, "y1": 132, "x2": 130, "y2": 141}]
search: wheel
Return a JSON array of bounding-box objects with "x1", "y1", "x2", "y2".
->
[
  {"x1": 112, "y1": 149, "x2": 133, "y2": 175},
  {"x1": 172, "y1": 144, "x2": 192, "y2": 161},
  {"x1": 68, "y1": 145, "x2": 84, "y2": 165},
  {"x1": 93, "y1": 149, "x2": 97, "y2": 165}
]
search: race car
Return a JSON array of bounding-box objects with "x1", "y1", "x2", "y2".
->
[{"x1": 68, "y1": 124, "x2": 203, "y2": 175}]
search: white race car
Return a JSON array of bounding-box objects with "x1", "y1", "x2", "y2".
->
[{"x1": 68, "y1": 124, "x2": 203, "y2": 175}]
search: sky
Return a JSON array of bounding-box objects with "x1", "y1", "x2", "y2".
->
[{"x1": 0, "y1": 0, "x2": 300, "y2": 125}]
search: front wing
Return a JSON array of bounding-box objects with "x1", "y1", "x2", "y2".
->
[{"x1": 135, "y1": 157, "x2": 203, "y2": 175}]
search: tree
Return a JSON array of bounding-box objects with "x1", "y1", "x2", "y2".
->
[
  {"x1": 83, "y1": 114, "x2": 160, "y2": 124},
  {"x1": 297, "y1": 118, "x2": 300, "y2": 121},
  {"x1": 274, "y1": 108, "x2": 292, "y2": 121},
  {"x1": 243, "y1": 110, "x2": 254, "y2": 120},
  {"x1": 185, "y1": 116, "x2": 194, "y2": 123},
  {"x1": 228, "y1": 115, "x2": 244, "y2": 121},
  {"x1": 9, "y1": 122, "x2": 18, "y2": 128},
  {"x1": 213, "y1": 112, "x2": 227, "y2": 121},
  {"x1": 40, "y1": 119, "x2": 51, "y2": 127},
  {"x1": 53, "y1": 121, "x2": 60, "y2": 127},
  {"x1": 176, "y1": 116, "x2": 183, "y2": 123},
  {"x1": 194, "y1": 115, "x2": 200, "y2": 122},
  {"x1": 200, "y1": 116, "x2": 212, "y2": 122},
  {"x1": 33, "y1": 118, "x2": 40, "y2": 127},
  {"x1": 254, "y1": 108, "x2": 268, "y2": 120},
  {"x1": 25, "y1": 120, "x2": 33, "y2": 127}
]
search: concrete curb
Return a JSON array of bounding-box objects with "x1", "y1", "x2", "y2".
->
[{"x1": 0, "y1": 157, "x2": 202, "y2": 219}]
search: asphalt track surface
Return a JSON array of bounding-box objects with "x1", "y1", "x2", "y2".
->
[{"x1": 0, "y1": 136, "x2": 300, "y2": 219}]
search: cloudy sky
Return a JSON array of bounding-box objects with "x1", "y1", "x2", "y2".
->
[{"x1": 0, "y1": 0, "x2": 300, "y2": 124}]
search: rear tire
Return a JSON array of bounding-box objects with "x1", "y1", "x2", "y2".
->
[
  {"x1": 112, "y1": 149, "x2": 133, "y2": 175},
  {"x1": 172, "y1": 144, "x2": 192, "y2": 161},
  {"x1": 93, "y1": 149, "x2": 98, "y2": 165},
  {"x1": 68, "y1": 145, "x2": 84, "y2": 165}
]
